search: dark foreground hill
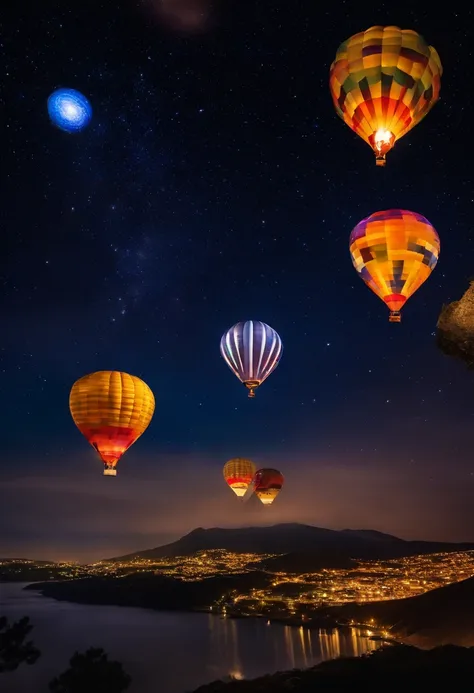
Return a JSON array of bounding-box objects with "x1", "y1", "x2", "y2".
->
[
  {"x1": 188, "y1": 644, "x2": 474, "y2": 692},
  {"x1": 25, "y1": 571, "x2": 272, "y2": 611},
  {"x1": 322, "y1": 575, "x2": 474, "y2": 647},
  {"x1": 248, "y1": 551, "x2": 355, "y2": 572},
  {"x1": 109, "y1": 523, "x2": 474, "y2": 563}
]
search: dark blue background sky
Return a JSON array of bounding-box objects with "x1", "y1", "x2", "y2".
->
[{"x1": 2, "y1": 0, "x2": 474, "y2": 561}]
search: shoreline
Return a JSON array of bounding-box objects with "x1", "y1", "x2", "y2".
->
[{"x1": 22, "y1": 581, "x2": 389, "y2": 641}]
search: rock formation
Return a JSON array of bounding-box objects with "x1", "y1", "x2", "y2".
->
[{"x1": 437, "y1": 281, "x2": 474, "y2": 368}]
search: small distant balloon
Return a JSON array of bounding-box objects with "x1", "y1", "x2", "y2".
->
[
  {"x1": 47, "y1": 88, "x2": 92, "y2": 133},
  {"x1": 252, "y1": 468, "x2": 284, "y2": 506},
  {"x1": 223, "y1": 458, "x2": 256, "y2": 500}
]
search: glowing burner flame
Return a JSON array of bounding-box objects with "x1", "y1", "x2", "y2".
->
[
  {"x1": 370, "y1": 129, "x2": 395, "y2": 166},
  {"x1": 374, "y1": 129, "x2": 393, "y2": 150}
]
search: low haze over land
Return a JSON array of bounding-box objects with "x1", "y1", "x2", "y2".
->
[{"x1": 3, "y1": 455, "x2": 474, "y2": 562}]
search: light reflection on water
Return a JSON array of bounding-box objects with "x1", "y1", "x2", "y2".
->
[{"x1": 0, "y1": 583, "x2": 378, "y2": 693}]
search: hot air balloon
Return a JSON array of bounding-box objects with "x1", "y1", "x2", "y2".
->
[
  {"x1": 223, "y1": 458, "x2": 256, "y2": 499},
  {"x1": 349, "y1": 209, "x2": 440, "y2": 322},
  {"x1": 329, "y1": 26, "x2": 442, "y2": 166},
  {"x1": 220, "y1": 320, "x2": 283, "y2": 398},
  {"x1": 253, "y1": 468, "x2": 284, "y2": 506},
  {"x1": 69, "y1": 371, "x2": 155, "y2": 476}
]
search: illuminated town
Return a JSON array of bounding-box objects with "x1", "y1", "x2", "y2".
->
[
  {"x1": 222, "y1": 549, "x2": 474, "y2": 619},
  {"x1": 2, "y1": 548, "x2": 474, "y2": 621}
]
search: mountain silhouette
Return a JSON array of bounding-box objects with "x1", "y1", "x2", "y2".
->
[{"x1": 108, "y1": 523, "x2": 474, "y2": 563}]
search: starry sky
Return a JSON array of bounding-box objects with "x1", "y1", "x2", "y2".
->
[{"x1": 2, "y1": 0, "x2": 474, "y2": 563}]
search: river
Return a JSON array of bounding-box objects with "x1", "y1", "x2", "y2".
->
[{"x1": 0, "y1": 583, "x2": 378, "y2": 692}]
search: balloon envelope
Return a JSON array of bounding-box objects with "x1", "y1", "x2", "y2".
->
[
  {"x1": 253, "y1": 468, "x2": 284, "y2": 505},
  {"x1": 349, "y1": 209, "x2": 440, "y2": 322},
  {"x1": 223, "y1": 458, "x2": 256, "y2": 498},
  {"x1": 329, "y1": 26, "x2": 442, "y2": 166},
  {"x1": 220, "y1": 320, "x2": 283, "y2": 398},
  {"x1": 69, "y1": 371, "x2": 155, "y2": 475}
]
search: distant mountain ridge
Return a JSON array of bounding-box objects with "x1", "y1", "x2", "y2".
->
[
  {"x1": 108, "y1": 523, "x2": 474, "y2": 563},
  {"x1": 0, "y1": 558, "x2": 56, "y2": 564}
]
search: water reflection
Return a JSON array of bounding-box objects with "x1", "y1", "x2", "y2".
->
[
  {"x1": 1, "y1": 584, "x2": 378, "y2": 693},
  {"x1": 284, "y1": 625, "x2": 296, "y2": 668},
  {"x1": 320, "y1": 628, "x2": 340, "y2": 661},
  {"x1": 352, "y1": 625, "x2": 371, "y2": 657},
  {"x1": 230, "y1": 619, "x2": 243, "y2": 679},
  {"x1": 298, "y1": 626, "x2": 308, "y2": 667},
  {"x1": 284, "y1": 624, "x2": 376, "y2": 672},
  {"x1": 208, "y1": 615, "x2": 244, "y2": 680}
]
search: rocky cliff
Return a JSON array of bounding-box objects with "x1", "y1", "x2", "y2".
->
[{"x1": 437, "y1": 281, "x2": 474, "y2": 367}]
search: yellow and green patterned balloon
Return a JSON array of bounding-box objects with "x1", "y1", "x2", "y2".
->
[{"x1": 330, "y1": 26, "x2": 442, "y2": 166}]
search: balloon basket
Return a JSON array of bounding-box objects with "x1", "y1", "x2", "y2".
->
[
  {"x1": 103, "y1": 468, "x2": 117, "y2": 476},
  {"x1": 244, "y1": 380, "x2": 259, "y2": 398}
]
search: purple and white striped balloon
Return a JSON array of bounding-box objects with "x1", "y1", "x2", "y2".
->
[{"x1": 220, "y1": 320, "x2": 283, "y2": 398}]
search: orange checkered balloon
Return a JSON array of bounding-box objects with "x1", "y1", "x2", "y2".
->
[{"x1": 349, "y1": 210, "x2": 440, "y2": 322}]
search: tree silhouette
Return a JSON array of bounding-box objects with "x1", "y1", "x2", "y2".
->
[
  {"x1": 0, "y1": 616, "x2": 41, "y2": 673},
  {"x1": 48, "y1": 647, "x2": 131, "y2": 693}
]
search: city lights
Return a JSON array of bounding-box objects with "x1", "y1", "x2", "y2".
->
[{"x1": 2, "y1": 548, "x2": 473, "y2": 625}]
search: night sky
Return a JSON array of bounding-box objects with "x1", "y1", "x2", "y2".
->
[{"x1": 3, "y1": 0, "x2": 474, "y2": 563}]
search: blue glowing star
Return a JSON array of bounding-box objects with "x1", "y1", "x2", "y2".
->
[{"x1": 47, "y1": 88, "x2": 92, "y2": 133}]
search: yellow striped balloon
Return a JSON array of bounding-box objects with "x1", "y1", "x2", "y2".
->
[
  {"x1": 69, "y1": 371, "x2": 155, "y2": 476},
  {"x1": 223, "y1": 458, "x2": 256, "y2": 499},
  {"x1": 329, "y1": 26, "x2": 442, "y2": 166}
]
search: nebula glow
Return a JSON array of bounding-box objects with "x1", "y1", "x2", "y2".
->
[{"x1": 47, "y1": 88, "x2": 92, "y2": 133}]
